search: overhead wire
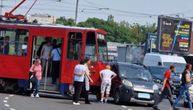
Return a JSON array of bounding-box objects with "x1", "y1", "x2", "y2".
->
[{"x1": 1, "y1": 0, "x2": 192, "y2": 20}]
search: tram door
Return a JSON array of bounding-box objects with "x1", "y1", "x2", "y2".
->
[{"x1": 31, "y1": 36, "x2": 63, "y2": 92}]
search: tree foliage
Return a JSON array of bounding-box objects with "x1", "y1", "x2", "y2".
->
[
  {"x1": 56, "y1": 17, "x2": 75, "y2": 26},
  {"x1": 56, "y1": 15, "x2": 156, "y2": 44}
]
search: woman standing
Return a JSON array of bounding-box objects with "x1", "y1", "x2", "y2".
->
[
  {"x1": 83, "y1": 57, "x2": 92, "y2": 104},
  {"x1": 30, "y1": 59, "x2": 42, "y2": 98}
]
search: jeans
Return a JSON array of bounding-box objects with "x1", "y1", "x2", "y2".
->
[
  {"x1": 173, "y1": 84, "x2": 192, "y2": 110},
  {"x1": 31, "y1": 80, "x2": 40, "y2": 95}
]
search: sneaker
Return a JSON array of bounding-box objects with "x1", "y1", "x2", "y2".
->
[
  {"x1": 85, "y1": 102, "x2": 91, "y2": 104},
  {"x1": 30, "y1": 94, "x2": 34, "y2": 97},
  {"x1": 73, "y1": 102, "x2": 80, "y2": 105},
  {"x1": 35, "y1": 94, "x2": 39, "y2": 98},
  {"x1": 99, "y1": 100, "x2": 104, "y2": 104},
  {"x1": 104, "y1": 99, "x2": 107, "y2": 103}
]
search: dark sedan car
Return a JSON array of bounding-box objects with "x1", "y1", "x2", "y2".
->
[
  {"x1": 147, "y1": 66, "x2": 181, "y2": 95},
  {"x1": 110, "y1": 62, "x2": 159, "y2": 106}
]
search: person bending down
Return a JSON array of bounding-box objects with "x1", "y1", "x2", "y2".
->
[{"x1": 100, "y1": 65, "x2": 117, "y2": 103}]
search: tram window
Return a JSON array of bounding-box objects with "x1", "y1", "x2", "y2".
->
[
  {"x1": 85, "y1": 32, "x2": 97, "y2": 61},
  {"x1": 67, "y1": 32, "x2": 82, "y2": 60},
  {"x1": 98, "y1": 39, "x2": 108, "y2": 61},
  {"x1": 0, "y1": 28, "x2": 29, "y2": 56}
]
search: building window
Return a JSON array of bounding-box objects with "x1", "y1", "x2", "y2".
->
[
  {"x1": 67, "y1": 32, "x2": 82, "y2": 60},
  {"x1": 0, "y1": 28, "x2": 29, "y2": 56}
]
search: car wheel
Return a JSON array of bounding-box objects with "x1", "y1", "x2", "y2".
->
[
  {"x1": 114, "y1": 91, "x2": 121, "y2": 104},
  {"x1": 148, "y1": 104, "x2": 154, "y2": 107}
]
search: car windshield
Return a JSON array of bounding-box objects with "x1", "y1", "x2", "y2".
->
[
  {"x1": 118, "y1": 64, "x2": 152, "y2": 82},
  {"x1": 148, "y1": 67, "x2": 167, "y2": 76},
  {"x1": 163, "y1": 62, "x2": 186, "y2": 74}
]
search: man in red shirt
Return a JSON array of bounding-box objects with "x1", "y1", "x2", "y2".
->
[{"x1": 153, "y1": 65, "x2": 175, "y2": 110}]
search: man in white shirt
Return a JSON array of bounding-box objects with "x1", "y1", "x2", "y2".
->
[
  {"x1": 100, "y1": 65, "x2": 117, "y2": 103},
  {"x1": 73, "y1": 60, "x2": 93, "y2": 105}
]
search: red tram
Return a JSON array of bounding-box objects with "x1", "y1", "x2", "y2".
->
[{"x1": 0, "y1": 22, "x2": 108, "y2": 95}]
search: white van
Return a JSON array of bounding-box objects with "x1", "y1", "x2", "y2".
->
[{"x1": 143, "y1": 53, "x2": 186, "y2": 74}]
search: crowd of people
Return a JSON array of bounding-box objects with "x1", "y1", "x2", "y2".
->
[
  {"x1": 29, "y1": 37, "x2": 61, "y2": 97},
  {"x1": 36, "y1": 37, "x2": 61, "y2": 84},
  {"x1": 27, "y1": 38, "x2": 193, "y2": 109},
  {"x1": 28, "y1": 55, "x2": 193, "y2": 109}
]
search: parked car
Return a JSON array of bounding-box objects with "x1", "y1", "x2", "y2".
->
[
  {"x1": 147, "y1": 66, "x2": 181, "y2": 95},
  {"x1": 110, "y1": 62, "x2": 159, "y2": 106}
]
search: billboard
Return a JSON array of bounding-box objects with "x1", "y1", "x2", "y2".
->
[{"x1": 157, "y1": 16, "x2": 192, "y2": 54}]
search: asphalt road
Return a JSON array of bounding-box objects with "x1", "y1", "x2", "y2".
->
[{"x1": 0, "y1": 93, "x2": 189, "y2": 110}]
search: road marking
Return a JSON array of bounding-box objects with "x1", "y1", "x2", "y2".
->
[
  {"x1": 121, "y1": 105, "x2": 133, "y2": 110},
  {"x1": 3, "y1": 95, "x2": 17, "y2": 110},
  {"x1": 5, "y1": 97, "x2": 9, "y2": 100},
  {"x1": 4, "y1": 103, "x2": 10, "y2": 107},
  {"x1": 9, "y1": 95, "x2": 14, "y2": 97},
  {"x1": 3, "y1": 100, "x2": 7, "y2": 103},
  {"x1": 121, "y1": 105, "x2": 127, "y2": 108}
]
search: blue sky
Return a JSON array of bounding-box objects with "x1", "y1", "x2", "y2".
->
[{"x1": 1, "y1": 0, "x2": 193, "y2": 24}]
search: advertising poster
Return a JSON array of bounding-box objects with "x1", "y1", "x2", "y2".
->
[{"x1": 157, "y1": 16, "x2": 192, "y2": 53}]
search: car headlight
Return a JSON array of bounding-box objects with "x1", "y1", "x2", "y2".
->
[
  {"x1": 153, "y1": 79, "x2": 162, "y2": 84},
  {"x1": 122, "y1": 79, "x2": 133, "y2": 87},
  {"x1": 153, "y1": 84, "x2": 159, "y2": 91}
]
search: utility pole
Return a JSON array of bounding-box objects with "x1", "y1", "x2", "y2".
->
[
  {"x1": 0, "y1": 0, "x2": 3, "y2": 15},
  {"x1": 75, "y1": 0, "x2": 79, "y2": 25}
]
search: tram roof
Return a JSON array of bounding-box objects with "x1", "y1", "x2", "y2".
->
[{"x1": 0, "y1": 22, "x2": 106, "y2": 32}]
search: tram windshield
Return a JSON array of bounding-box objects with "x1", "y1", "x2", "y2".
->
[{"x1": 97, "y1": 33, "x2": 108, "y2": 62}]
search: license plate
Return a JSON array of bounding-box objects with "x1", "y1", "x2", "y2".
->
[{"x1": 138, "y1": 93, "x2": 150, "y2": 99}]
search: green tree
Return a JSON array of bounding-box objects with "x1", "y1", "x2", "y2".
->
[
  {"x1": 56, "y1": 17, "x2": 75, "y2": 26},
  {"x1": 56, "y1": 16, "x2": 156, "y2": 44}
]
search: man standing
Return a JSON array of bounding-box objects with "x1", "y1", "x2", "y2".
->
[
  {"x1": 173, "y1": 64, "x2": 192, "y2": 110},
  {"x1": 51, "y1": 44, "x2": 61, "y2": 84},
  {"x1": 100, "y1": 65, "x2": 117, "y2": 103},
  {"x1": 40, "y1": 40, "x2": 52, "y2": 75},
  {"x1": 73, "y1": 60, "x2": 93, "y2": 105},
  {"x1": 153, "y1": 65, "x2": 175, "y2": 110},
  {"x1": 0, "y1": 36, "x2": 10, "y2": 54}
]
